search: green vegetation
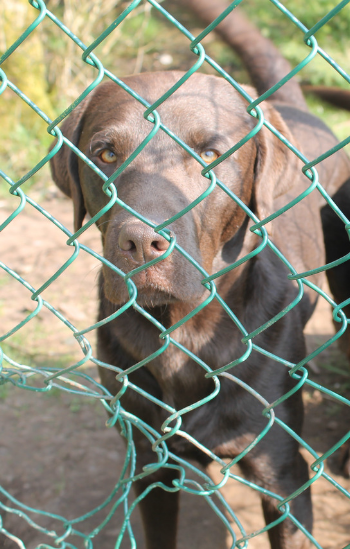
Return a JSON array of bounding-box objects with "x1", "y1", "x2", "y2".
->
[{"x1": 244, "y1": 0, "x2": 350, "y2": 86}]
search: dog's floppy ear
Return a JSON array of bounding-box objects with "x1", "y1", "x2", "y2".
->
[
  {"x1": 253, "y1": 103, "x2": 300, "y2": 228},
  {"x1": 49, "y1": 98, "x2": 90, "y2": 232}
]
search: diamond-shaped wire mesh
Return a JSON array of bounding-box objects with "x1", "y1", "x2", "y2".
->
[{"x1": 1, "y1": 1, "x2": 350, "y2": 548}]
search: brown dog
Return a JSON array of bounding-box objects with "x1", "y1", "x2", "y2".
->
[{"x1": 49, "y1": 5, "x2": 350, "y2": 549}]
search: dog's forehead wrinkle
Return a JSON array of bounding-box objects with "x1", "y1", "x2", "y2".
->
[
  {"x1": 186, "y1": 130, "x2": 233, "y2": 152},
  {"x1": 117, "y1": 70, "x2": 234, "y2": 103},
  {"x1": 88, "y1": 73, "x2": 252, "y2": 143},
  {"x1": 88, "y1": 129, "x2": 133, "y2": 156},
  {"x1": 88, "y1": 120, "x2": 151, "y2": 147}
]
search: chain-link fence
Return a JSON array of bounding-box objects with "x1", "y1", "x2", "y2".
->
[{"x1": 1, "y1": 1, "x2": 350, "y2": 548}]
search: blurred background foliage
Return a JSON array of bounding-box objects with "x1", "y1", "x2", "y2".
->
[{"x1": 1, "y1": 0, "x2": 350, "y2": 195}]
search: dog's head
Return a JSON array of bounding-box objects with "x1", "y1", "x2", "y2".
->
[{"x1": 50, "y1": 72, "x2": 297, "y2": 307}]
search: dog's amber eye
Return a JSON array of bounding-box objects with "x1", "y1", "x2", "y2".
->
[
  {"x1": 200, "y1": 150, "x2": 219, "y2": 164},
  {"x1": 100, "y1": 149, "x2": 117, "y2": 164}
]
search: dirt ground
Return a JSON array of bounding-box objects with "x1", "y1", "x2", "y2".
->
[{"x1": 0, "y1": 190, "x2": 349, "y2": 548}]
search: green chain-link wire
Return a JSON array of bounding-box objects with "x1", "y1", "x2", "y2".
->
[{"x1": 1, "y1": 0, "x2": 350, "y2": 547}]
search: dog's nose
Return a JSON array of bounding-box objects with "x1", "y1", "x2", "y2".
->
[{"x1": 118, "y1": 222, "x2": 170, "y2": 264}]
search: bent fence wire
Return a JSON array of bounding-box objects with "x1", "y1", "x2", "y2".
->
[{"x1": 1, "y1": 0, "x2": 350, "y2": 547}]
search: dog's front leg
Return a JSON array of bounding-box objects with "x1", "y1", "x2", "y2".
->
[
  {"x1": 259, "y1": 451, "x2": 312, "y2": 549},
  {"x1": 132, "y1": 461, "x2": 180, "y2": 549}
]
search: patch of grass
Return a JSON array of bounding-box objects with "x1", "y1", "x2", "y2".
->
[
  {"x1": 242, "y1": 0, "x2": 350, "y2": 86},
  {"x1": 0, "y1": 383, "x2": 10, "y2": 400},
  {"x1": 0, "y1": 273, "x2": 9, "y2": 289},
  {"x1": 1, "y1": 346, "x2": 101, "y2": 404},
  {"x1": 43, "y1": 386, "x2": 63, "y2": 400},
  {"x1": 1, "y1": 325, "x2": 75, "y2": 366},
  {"x1": 1, "y1": 335, "x2": 78, "y2": 385}
]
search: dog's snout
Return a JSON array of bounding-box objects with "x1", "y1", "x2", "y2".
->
[{"x1": 118, "y1": 223, "x2": 169, "y2": 264}]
